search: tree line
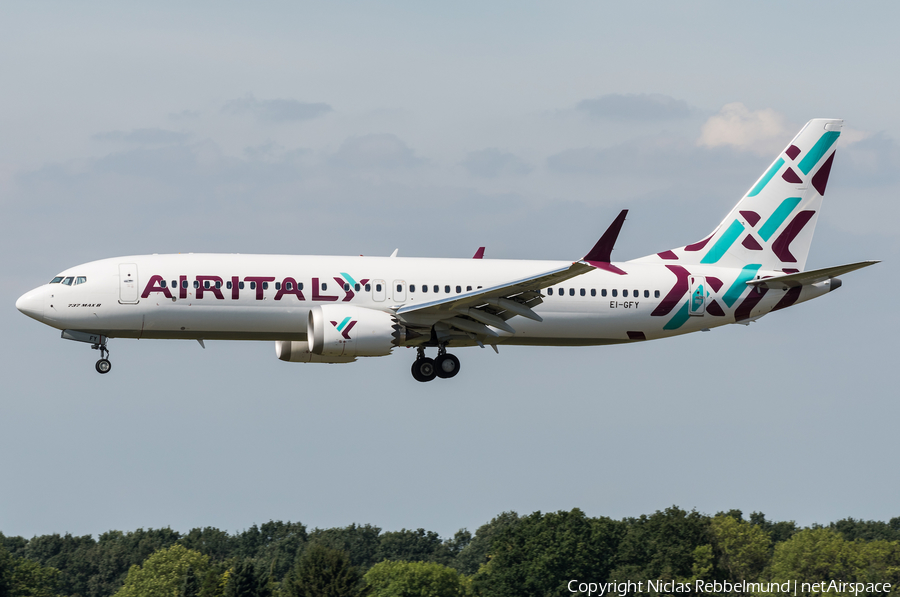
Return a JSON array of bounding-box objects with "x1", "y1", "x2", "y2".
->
[{"x1": 2, "y1": 507, "x2": 899, "y2": 597}]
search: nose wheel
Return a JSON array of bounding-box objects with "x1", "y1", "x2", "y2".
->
[
  {"x1": 411, "y1": 346, "x2": 460, "y2": 382},
  {"x1": 92, "y1": 342, "x2": 112, "y2": 374}
]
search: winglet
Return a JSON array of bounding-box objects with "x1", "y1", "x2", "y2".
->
[
  {"x1": 473, "y1": 247, "x2": 485, "y2": 259},
  {"x1": 583, "y1": 209, "x2": 628, "y2": 275}
]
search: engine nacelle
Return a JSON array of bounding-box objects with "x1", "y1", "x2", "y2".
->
[
  {"x1": 275, "y1": 341, "x2": 356, "y2": 363},
  {"x1": 308, "y1": 305, "x2": 404, "y2": 357}
]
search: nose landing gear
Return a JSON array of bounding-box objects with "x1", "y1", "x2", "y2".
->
[{"x1": 411, "y1": 345, "x2": 460, "y2": 382}]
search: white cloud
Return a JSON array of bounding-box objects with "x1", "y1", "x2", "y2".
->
[
  {"x1": 461, "y1": 149, "x2": 532, "y2": 178},
  {"x1": 331, "y1": 133, "x2": 424, "y2": 170},
  {"x1": 576, "y1": 93, "x2": 692, "y2": 121},
  {"x1": 697, "y1": 103, "x2": 793, "y2": 156},
  {"x1": 224, "y1": 94, "x2": 332, "y2": 123}
]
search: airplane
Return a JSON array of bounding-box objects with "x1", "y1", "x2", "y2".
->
[{"x1": 16, "y1": 118, "x2": 878, "y2": 382}]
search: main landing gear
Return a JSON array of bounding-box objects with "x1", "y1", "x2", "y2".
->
[
  {"x1": 93, "y1": 342, "x2": 111, "y2": 374},
  {"x1": 411, "y1": 346, "x2": 460, "y2": 382}
]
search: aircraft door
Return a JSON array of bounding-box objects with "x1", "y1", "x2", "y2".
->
[
  {"x1": 689, "y1": 276, "x2": 706, "y2": 316},
  {"x1": 392, "y1": 280, "x2": 407, "y2": 303},
  {"x1": 119, "y1": 263, "x2": 140, "y2": 304},
  {"x1": 372, "y1": 279, "x2": 386, "y2": 302}
]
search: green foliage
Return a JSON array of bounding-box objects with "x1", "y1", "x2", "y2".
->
[
  {"x1": 454, "y1": 512, "x2": 519, "y2": 576},
  {"x1": 113, "y1": 544, "x2": 210, "y2": 597},
  {"x1": 765, "y1": 528, "x2": 900, "y2": 595},
  {"x1": 9, "y1": 558, "x2": 61, "y2": 597},
  {"x1": 0, "y1": 543, "x2": 12, "y2": 597},
  {"x1": 471, "y1": 508, "x2": 625, "y2": 597},
  {"x1": 611, "y1": 506, "x2": 711, "y2": 583},
  {"x1": 830, "y1": 517, "x2": 900, "y2": 543},
  {"x1": 750, "y1": 512, "x2": 798, "y2": 545},
  {"x1": 180, "y1": 566, "x2": 201, "y2": 597},
  {"x1": 709, "y1": 514, "x2": 770, "y2": 581},
  {"x1": 375, "y1": 529, "x2": 455, "y2": 568},
  {"x1": 307, "y1": 525, "x2": 382, "y2": 570},
  {"x1": 180, "y1": 529, "x2": 235, "y2": 563},
  {"x1": 283, "y1": 544, "x2": 367, "y2": 597},
  {"x1": 364, "y1": 560, "x2": 468, "y2": 597}
]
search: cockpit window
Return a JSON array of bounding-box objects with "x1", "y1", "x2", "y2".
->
[
  {"x1": 62, "y1": 277, "x2": 74, "y2": 286},
  {"x1": 50, "y1": 277, "x2": 64, "y2": 284},
  {"x1": 75, "y1": 276, "x2": 87, "y2": 285}
]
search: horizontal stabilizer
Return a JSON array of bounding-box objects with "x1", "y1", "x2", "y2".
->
[{"x1": 747, "y1": 260, "x2": 879, "y2": 290}]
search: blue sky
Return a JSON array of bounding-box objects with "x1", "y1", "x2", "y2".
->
[{"x1": 2, "y1": 2, "x2": 897, "y2": 539}]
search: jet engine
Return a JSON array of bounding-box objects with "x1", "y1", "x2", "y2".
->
[
  {"x1": 308, "y1": 305, "x2": 419, "y2": 357},
  {"x1": 275, "y1": 340, "x2": 356, "y2": 363}
]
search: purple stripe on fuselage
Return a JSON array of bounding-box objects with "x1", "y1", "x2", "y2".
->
[
  {"x1": 651, "y1": 265, "x2": 690, "y2": 317},
  {"x1": 735, "y1": 288, "x2": 768, "y2": 321}
]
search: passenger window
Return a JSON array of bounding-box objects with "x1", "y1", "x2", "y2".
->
[
  {"x1": 421, "y1": 285, "x2": 427, "y2": 293},
  {"x1": 299, "y1": 283, "x2": 304, "y2": 290},
  {"x1": 320, "y1": 283, "x2": 326, "y2": 291},
  {"x1": 591, "y1": 289, "x2": 596, "y2": 297},
  {"x1": 410, "y1": 284, "x2": 416, "y2": 292},
  {"x1": 623, "y1": 289, "x2": 628, "y2": 297},
  {"x1": 250, "y1": 282, "x2": 256, "y2": 290},
  {"x1": 580, "y1": 288, "x2": 585, "y2": 296},
  {"x1": 365, "y1": 284, "x2": 371, "y2": 292},
  {"x1": 275, "y1": 282, "x2": 281, "y2": 290},
  {"x1": 601, "y1": 289, "x2": 607, "y2": 297},
  {"x1": 194, "y1": 281, "x2": 200, "y2": 289},
  {"x1": 182, "y1": 280, "x2": 189, "y2": 289},
  {"x1": 204, "y1": 281, "x2": 210, "y2": 289},
  {"x1": 558, "y1": 287, "x2": 563, "y2": 295},
  {"x1": 655, "y1": 290, "x2": 660, "y2": 298},
  {"x1": 376, "y1": 283, "x2": 382, "y2": 292},
  {"x1": 456, "y1": 285, "x2": 462, "y2": 293},
  {"x1": 633, "y1": 289, "x2": 638, "y2": 296},
  {"x1": 239, "y1": 282, "x2": 245, "y2": 290},
  {"x1": 171, "y1": 281, "x2": 177, "y2": 288},
  {"x1": 345, "y1": 283, "x2": 351, "y2": 291},
  {"x1": 548, "y1": 288, "x2": 553, "y2": 296},
  {"x1": 644, "y1": 290, "x2": 649, "y2": 298},
  {"x1": 75, "y1": 276, "x2": 87, "y2": 285},
  {"x1": 215, "y1": 281, "x2": 221, "y2": 289},
  {"x1": 612, "y1": 289, "x2": 617, "y2": 297},
  {"x1": 433, "y1": 285, "x2": 439, "y2": 293},
  {"x1": 354, "y1": 283, "x2": 360, "y2": 291},
  {"x1": 467, "y1": 286, "x2": 472, "y2": 291},
  {"x1": 227, "y1": 281, "x2": 232, "y2": 289},
  {"x1": 569, "y1": 288, "x2": 575, "y2": 296},
  {"x1": 50, "y1": 277, "x2": 64, "y2": 284},
  {"x1": 445, "y1": 285, "x2": 450, "y2": 293},
  {"x1": 263, "y1": 282, "x2": 269, "y2": 290},
  {"x1": 62, "y1": 277, "x2": 74, "y2": 285},
  {"x1": 396, "y1": 284, "x2": 402, "y2": 292}
]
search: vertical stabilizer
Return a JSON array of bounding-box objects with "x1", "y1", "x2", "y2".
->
[{"x1": 643, "y1": 119, "x2": 842, "y2": 271}]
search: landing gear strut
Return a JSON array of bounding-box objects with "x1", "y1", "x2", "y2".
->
[
  {"x1": 93, "y1": 342, "x2": 111, "y2": 374},
  {"x1": 411, "y1": 345, "x2": 460, "y2": 382}
]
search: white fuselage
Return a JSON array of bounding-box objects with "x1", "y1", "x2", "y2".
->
[{"x1": 16, "y1": 253, "x2": 833, "y2": 347}]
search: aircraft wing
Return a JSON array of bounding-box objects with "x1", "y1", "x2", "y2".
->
[
  {"x1": 395, "y1": 261, "x2": 594, "y2": 336},
  {"x1": 395, "y1": 210, "x2": 629, "y2": 338},
  {"x1": 746, "y1": 260, "x2": 879, "y2": 290}
]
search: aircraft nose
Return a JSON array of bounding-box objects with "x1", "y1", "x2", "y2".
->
[{"x1": 16, "y1": 287, "x2": 45, "y2": 322}]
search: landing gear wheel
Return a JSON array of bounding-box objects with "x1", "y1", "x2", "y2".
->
[
  {"x1": 411, "y1": 357, "x2": 437, "y2": 382},
  {"x1": 95, "y1": 359, "x2": 112, "y2": 374},
  {"x1": 435, "y1": 353, "x2": 460, "y2": 379}
]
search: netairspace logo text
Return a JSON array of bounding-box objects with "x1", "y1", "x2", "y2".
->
[{"x1": 567, "y1": 579, "x2": 894, "y2": 596}]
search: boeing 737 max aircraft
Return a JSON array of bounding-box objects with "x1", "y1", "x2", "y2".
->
[{"x1": 16, "y1": 119, "x2": 878, "y2": 381}]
